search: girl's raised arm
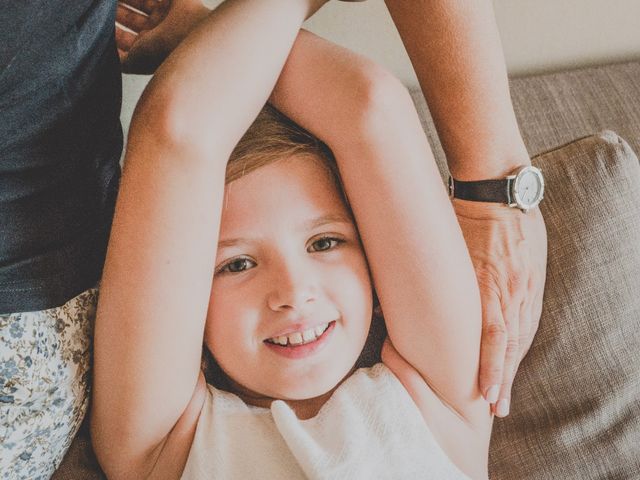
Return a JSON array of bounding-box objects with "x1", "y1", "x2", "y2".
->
[
  {"x1": 91, "y1": 1, "x2": 327, "y2": 478},
  {"x1": 269, "y1": 29, "x2": 492, "y2": 468}
]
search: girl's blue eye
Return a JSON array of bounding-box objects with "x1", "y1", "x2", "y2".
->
[
  {"x1": 217, "y1": 237, "x2": 344, "y2": 275},
  {"x1": 218, "y1": 258, "x2": 255, "y2": 274},
  {"x1": 309, "y1": 236, "x2": 344, "y2": 252}
]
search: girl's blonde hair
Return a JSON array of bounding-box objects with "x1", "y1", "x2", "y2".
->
[
  {"x1": 225, "y1": 104, "x2": 347, "y2": 202},
  {"x1": 202, "y1": 104, "x2": 384, "y2": 388}
]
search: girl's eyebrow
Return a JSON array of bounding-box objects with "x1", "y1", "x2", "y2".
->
[
  {"x1": 302, "y1": 213, "x2": 352, "y2": 232},
  {"x1": 217, "y1": 213, "x2": 352, "y2": 249}
]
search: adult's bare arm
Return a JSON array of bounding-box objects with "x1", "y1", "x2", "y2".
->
[{"x1": 384, "y1": 0, "x2": 548, "y2": 417}]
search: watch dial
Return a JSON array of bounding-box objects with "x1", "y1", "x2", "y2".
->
[{"x1": 519, "y1": 171, "x2": 542, "y2": 206}]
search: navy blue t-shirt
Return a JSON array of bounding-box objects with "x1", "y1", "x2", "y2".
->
[{"x1": 0, "y1": 0, "x2": 122, "y2": 313}]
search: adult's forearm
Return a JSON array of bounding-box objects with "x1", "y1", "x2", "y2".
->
[{"x1": 385, "y1": 0, "x2": 530, "y2": 180}]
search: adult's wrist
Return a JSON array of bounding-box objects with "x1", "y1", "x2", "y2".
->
[
  {"x1": 447, "y1": 142, "x2": 531, "y2": 182},
  {"x1": 451, "y1": 196, "x2": 543, "y2": 221}
]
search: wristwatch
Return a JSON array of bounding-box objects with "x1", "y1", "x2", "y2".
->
[{"x1": 448, "y1": 165, "x2": 545, "y2": 213}]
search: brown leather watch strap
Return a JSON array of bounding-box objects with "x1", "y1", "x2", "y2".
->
[{"x1": 448, "y1": 177, "x2": 512, "y2": 204}]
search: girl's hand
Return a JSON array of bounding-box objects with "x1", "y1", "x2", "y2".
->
[{"x1": 452, "y1": 199, "x2": 548, "y2": 418}]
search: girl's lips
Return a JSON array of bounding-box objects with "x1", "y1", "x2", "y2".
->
[{"x1": 264, "y1": 320, "x2": 336, "y2": 359}]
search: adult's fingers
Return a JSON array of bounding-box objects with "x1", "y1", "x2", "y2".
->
[
  {"x1": 119, "y1": 30, "x2": 167, "y2": 75},
  {"x1": 494, "y1": 292, "x2": 525, "y2": 417},
  {"x1": 115, "y1": 25, "x2": 137, "y2": 53},
  {"x1": 117, "y1": 0, "x2": 157, "y2": 15},
  {"x1": 478, "y1": 293, "x2": 507, "y2": 406},
  {"x1": 117, "y1": 2, "x2": 151, "y2": 33},
  {"x1": 117, "y1": 48, "x2": 128, "y2": 65}
]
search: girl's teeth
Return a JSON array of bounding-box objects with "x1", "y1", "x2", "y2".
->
[
  {"x1": 289, "y1": 332, "x2": 303, "y2": 345},
  {"x1": 302, "y1": 329, "x2": 316, "y2": 342},
  {"x1": 267, "y1": 322, "x2": 331, "y2": 346}
]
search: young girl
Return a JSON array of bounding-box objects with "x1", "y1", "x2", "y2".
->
[{"x1": 91, "y1": 0, "x2": 493, "y2": 478}]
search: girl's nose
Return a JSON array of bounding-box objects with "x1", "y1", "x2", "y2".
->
[{"x1": 266, "y1": 259, "x2": 317, "y2": 311}]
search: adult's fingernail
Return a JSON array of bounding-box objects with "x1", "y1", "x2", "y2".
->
[
  {"x1": 496, "y1": 399, "x2": 510, "y2": 417},
  {"x1": 485, "y1": 385, "x2": 500, "y2": 403}
]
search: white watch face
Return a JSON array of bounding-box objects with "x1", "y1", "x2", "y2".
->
[{"x1": 513, "y1": 166, "x2": 544, "y2": 209}]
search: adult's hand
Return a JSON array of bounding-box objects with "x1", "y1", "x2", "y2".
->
[
  {"x1": 116, "y1": 0, "x2": 211, "y2": 74},
  {"x1": 452, "y1": 198, "x2": 548, "y2": 418}
]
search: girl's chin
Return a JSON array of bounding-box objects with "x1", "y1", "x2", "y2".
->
[
  {"x1": 261, "y1": 364, "x2": 357, "y2": 402},
  {"x1": 260, "y1": 376, "x2": 339, "y2": 402}
]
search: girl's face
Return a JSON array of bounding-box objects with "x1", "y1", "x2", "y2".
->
[{"x1": 204, "y1": 155, "x2": 373, "y2": 402}]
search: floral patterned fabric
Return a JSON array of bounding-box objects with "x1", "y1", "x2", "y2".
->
[{"x1": 0, "y1": 286, "x2": 98, "y2": 480}]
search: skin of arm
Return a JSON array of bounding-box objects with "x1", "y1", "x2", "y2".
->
[
  {"x1": 384, "y1": 0, "x2": 548, "y2": 416},
  {"x1": 90, "y1": 1, "x2": 329, "y2": 478},
  {"x1": 269, "y1": 28, "x2": 492, "y2": 457}
]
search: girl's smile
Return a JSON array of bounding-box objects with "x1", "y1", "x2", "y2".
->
[{"x1": 263, "y1": 319, "x2": 337, "y2": 359}]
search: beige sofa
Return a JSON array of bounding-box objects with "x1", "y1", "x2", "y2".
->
[{"x1": 53, "y1": 60, "x2": 640, "y2": 479}]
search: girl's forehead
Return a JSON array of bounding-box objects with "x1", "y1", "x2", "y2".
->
[{"x1": 220, "y1": 157, "x2": 351, "y2": 232}]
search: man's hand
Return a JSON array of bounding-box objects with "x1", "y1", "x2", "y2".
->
[
  {"x1": 116, "y1": 0, "x2": 211, "y2": 74},
  {"x1": 452, "y1": 198, "x2": 548, "y2": 418}
]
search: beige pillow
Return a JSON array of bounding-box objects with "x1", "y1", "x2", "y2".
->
[{"x1": 489, "y1": 131, "x2": 640, "y2": 478}]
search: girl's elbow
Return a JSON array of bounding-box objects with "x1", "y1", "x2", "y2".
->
[
  {"x1": 128, "y1": 83, "x2": 226, "y2": 159},
  {"x1": 129, "y1": 91, "x2": 197, "y2": 151},
  {"x1": 354, "y1": 64, "x2": 415, "y2": 134}
]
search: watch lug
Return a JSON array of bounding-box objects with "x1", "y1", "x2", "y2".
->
[{"x1": 506, "y1": 177, "x2": 514, "y2": 205}]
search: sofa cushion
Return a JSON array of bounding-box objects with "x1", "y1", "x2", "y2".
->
[
  {"x1": 489, "y1": 130, "x2": 640, "y2": 479},
  {"x1": 509, "y1": 62, "x2": 640, "y2": 159}
]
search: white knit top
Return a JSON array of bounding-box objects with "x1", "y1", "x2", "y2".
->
[{"x1": 181, "y1": 362, "x2": 470, "y2": 479}]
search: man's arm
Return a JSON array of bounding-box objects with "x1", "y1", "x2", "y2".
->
[
  {"x1": 385, "y1": 0, "x2": 529, "y2": 180},
  {"x1": 384, "y1": 0, "x2": 548, "y2": 417}
]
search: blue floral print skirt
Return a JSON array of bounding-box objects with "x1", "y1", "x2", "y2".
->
[{"x1": 0, "y1": 286, "x2": 99, "y2": 480}]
